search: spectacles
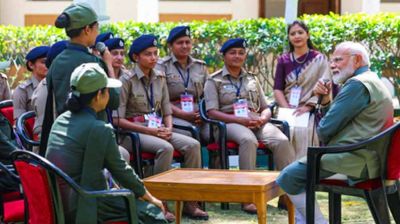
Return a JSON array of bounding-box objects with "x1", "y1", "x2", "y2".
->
[{"x1": 330, "y1": 54, "x2": 356, "y2": 64}]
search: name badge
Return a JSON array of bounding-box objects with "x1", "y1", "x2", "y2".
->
[
  {"x1": 233, "y1": 99, "x2": 249, "y2": 118},
  {"x1": 180, "y1": 94, "x2": 194, "y2": 112},
  {"x1": 289, "y1": 86, "x2": 302, "y2": 107},
  {"x1": 146, "y1": 113, "x2": 162, "y2": 128}
]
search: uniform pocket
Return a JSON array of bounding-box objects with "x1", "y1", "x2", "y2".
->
[{"x1": 219, "y1": 84, "x2": 236, "y2": 105}]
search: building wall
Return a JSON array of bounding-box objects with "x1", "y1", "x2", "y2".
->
[{"x1": 380, "y1": 2, "x2": 400, "y2": 12}]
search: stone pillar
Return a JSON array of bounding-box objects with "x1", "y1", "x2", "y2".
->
[{"x1": 284, "y1": 0, "x2": 298, "y2": 24}]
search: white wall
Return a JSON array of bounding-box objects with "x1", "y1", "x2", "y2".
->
[
  {"x1": 232, "y1": 0, "x2": 259, "y2": 19},
  {"x1": 341, "y1": 0, "x2": 380, "y2": 14},
  {"x1": 159, "y1": 1, "x2": 232, "y2": 15},
  {"x1": 380, "y1": 3, "x2": 400, "y2": 12},
  {"x1": 0, "y1": 0, "x2": 69, "y2": 26},
  {"x1": 107, "y1": 0, "x2": 139, "y2": 22}
]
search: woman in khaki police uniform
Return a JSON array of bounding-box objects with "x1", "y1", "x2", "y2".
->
[
  {"x1": 13, "y1": 46, "x2": 50, "y2": 120},
  {"x1": 114, "y1": 34, "x2": 208, "y2": 220},
  {"x1": 46, "y1": 63, "x2": 167, "y2": 224},
  {"x1": 156, "y1": 26, "x2": 209, "y2": 141},
  {"x1": 204, "y1": 38, "x2": 295, "y2": 214},
  {"x1": 104, "y1": 37, "x2": 128, "y2": 79}
]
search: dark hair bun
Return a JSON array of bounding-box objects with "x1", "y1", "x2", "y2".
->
[
  {"x1": 66, "y1": 92, "x2": 81, "y2": 113},
  {"x1": 55, "y1": 13, "x2": 70, "y2": 28}
]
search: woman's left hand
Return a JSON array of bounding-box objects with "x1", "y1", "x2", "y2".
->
[{"x1": 293, "y1": 105, "x2": 313, "y2": 116}]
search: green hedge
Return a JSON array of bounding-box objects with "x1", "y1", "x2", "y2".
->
[{"x1": 1, "y1": 13, "x2": 399, "y2": 96}]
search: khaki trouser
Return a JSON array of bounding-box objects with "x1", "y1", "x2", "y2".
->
[
  {"x1": 120, "y1": 132, "x2": 201, "y2": 175},
  {"x1": 290, "y1": 113, "x2": 319, "y2": 160},
  {"x1": 172, "y1": 117, "x2": 210, "y2": 143},
  {"x1": 225, "y1": 123, "x2": 295, "y2": 171}
]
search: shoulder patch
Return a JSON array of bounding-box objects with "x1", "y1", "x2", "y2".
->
[
  {"x1": 154, "y1": 69, "x2": 166, "y2": 77},
  {"x1": 158, "y1": 56, "x2": 172, "y2": 65},
  {"x1": 192, "y1": 58, "x2": 206, "y2": 65},
  {"x1": 210, "y1": 69, "x2": 223, "y2": 77},
  {"x1": 121, "y1": 70, "x2": 134, "y2": 81},
  {"x1": 19, "y1": 78, "x2": 33, "y2": 89}
]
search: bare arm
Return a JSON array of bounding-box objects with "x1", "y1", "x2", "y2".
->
[{"x1": 274, "y1": 89, "x2": 290, "y2": 108}]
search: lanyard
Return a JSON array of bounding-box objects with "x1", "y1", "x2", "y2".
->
[
  {"x1": 174, "y1": 64, "x2": 190, "y2": 93},
  {"x1": 291, "y1": 51, "x2": 309, "y2": 84},
  {"x1": 228, "y1": 76, "x2": 243, "y2": 99},
  {"x1": 140, "y1": 79, "x2": 154, "y2": 112}
]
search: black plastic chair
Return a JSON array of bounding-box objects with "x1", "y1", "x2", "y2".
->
[
  {"x1": 199, "y1": 99, "x2": 290, "y2": 170},
  {"x1": 306, "y1": 122, "x2": 400, "y2": 224},
  {"x1": 11, "y1": 150, "x2": 138, "y2": 224},
  {"x1": 16, "y1": 111, "x2": 39, "y2": 151}
]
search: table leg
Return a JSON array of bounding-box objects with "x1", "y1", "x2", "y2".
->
[
  {"x1": 175, "y1": 201, "x2": 182, "y2": 224},
  {"x1": 255, "y1": 194, "x2": 267, "y2": 224},
  {"x1": 282, "y1": 195, "x2": 295, "y2": 224}
]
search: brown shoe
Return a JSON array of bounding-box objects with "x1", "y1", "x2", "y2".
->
[
  {"x1": 242, "y1": 203, "x2": 257, "y2": 214},
  {"x1": 183, "y1": 201, "x2": 209, "y2": 220},
  {"x1": 162, "y1": 201, "x2": 176, "y2": 223}
]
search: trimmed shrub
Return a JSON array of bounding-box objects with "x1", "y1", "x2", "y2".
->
[{"x1": 0, "y1": 13, "x2": 399, "y2": 98}]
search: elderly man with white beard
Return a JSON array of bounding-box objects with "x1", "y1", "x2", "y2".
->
[{"x1": 276, "y1": 41, "x2": 394, "y2": 224}]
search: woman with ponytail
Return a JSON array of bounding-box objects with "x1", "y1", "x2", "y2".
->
[
  {"x1": 40, "y1": 3, "x2": 120, "y2": 155},
  {"x1": 46, "y1": 63, "x2": 167, "y2": 224}
]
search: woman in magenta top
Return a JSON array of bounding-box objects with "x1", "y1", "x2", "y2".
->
[{"x1": 274, "y1": 20, "x2": 331, "y2": 159}]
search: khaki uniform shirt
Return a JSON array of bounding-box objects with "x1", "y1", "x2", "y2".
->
[
  {"x1": 116, "y1": 65, "x2": 172, "y2": 120},
  {"x1": 31, "y1": 79, "x2": 47, "y2": 135},
  {"x1": 0, "y1": 73, "x2": 10, "y2": 101},
  {"x1": 12, "y1": 76, "x2": 40, "y2": 119},
  {"x1": 204, "y1": 66, "x2": 268, "y2": 114},
  {"x1": 156, "y1": 54, "x2": 208, "y2": 110}
]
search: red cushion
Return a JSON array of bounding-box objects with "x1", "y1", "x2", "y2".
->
[
  {"x1": 3, "y1": 199, "x2": 25, "y2": 222},
  {"x1": 25, "y1": 117, "x2": 35, "y2": 140},
  {"x1": 14, "y1": 161, "x2": 55, "y2": 224},
  {"x1": 387, "y1": 128, "x2": 400, "y2": 180},
  {"x1": 320, "y1": 178, "x2": 382, "y2": 190},
  {"x1": 0, "y1": 106, "x2": 14, "y2": 126},
  {"x1": 207, "y1": 141, "x2": 267, "y2": 151},
  {"x1": 134, "y1": 150, "x2": 183, "y2": 161},
  {"x1": 2, "y1": 191, "x2": 22, "y2": 202}
]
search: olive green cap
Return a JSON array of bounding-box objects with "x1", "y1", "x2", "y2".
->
[
  {"x1": 62, "y1": 3, "x2": 98, "y2": 31},
  {"x1": 70, "y1": 63, "x2": 121, "y2": 96}
]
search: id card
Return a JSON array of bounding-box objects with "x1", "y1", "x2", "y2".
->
[
  {"x1": 233, "y1": 99, "x2": 249, "y2": 118},
  {"x1": 289, "y1": 86, "x2": 302, "y2": 107},
  {"x1": 180, "y1": 94, "x2": 194, "y2": 112},
  {"x1": 146, "y1": 113, "x2": 162, "y2": 128}
]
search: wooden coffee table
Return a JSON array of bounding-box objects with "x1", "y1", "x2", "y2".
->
[{"x1": 144, "y1": 168, "x2": 294, "y2": 224}]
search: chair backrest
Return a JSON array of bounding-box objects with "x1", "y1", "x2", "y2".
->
[
  {"x1": 16, "y1": 111, "x2": 39, "y2": 150},
  {"x1": 12, "y1": 150, "x2": 68, "y2": 224},
  {"x1": 386, "y1": 122, "x2": 400, "y2": 180},
  {"x1": 0, "y1": 100, "x2": 14, "y2": 126}
]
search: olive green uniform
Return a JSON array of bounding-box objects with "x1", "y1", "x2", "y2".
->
[
  {"x1": 46, "y1": 108, "x2": 166, "y2": 223},
  {"x1": 41, "y1": 42, "x2": 119, "y2": 153},
  {"x1": 156, "y1": 54, "x2": 209, "y2": 140},
  {"x1": 204, "y1": 66, "x2": 295, "y2": 170},
  {"x1": 0, "y1": 73, "x2": 11, "y2": 101},
  {"x1": 115, "y1": 65, "x2": 201, "y2": 175},
  {"x1": 12, "y1": 76, "x2": 39, "y2": 120}
]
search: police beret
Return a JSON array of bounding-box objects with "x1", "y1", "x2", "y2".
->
[
  {"x1": 220, "y1": 38, "x2": 247, "y2": 54},
  {"x1": 96, "y1": 32, "x2": 114, "y2": 44},
  {"x1": 46, "y1": 40, "x2": 68, "y2": 68},
  {"x1": 129, "y1": 34, "x2": 158, "y2": 61},
  {"x1": 104, "y1": 38, "x2": 125, "y2": 51},
  {"x1": 167, "y1": 26, "x2": 191, "y2": 43},
  {"x1": 60, "y1": 3, "x2": 98, "y2": 31},
  {"x1": 26, "y1": 46, "x2": 50, "y2": 62}
]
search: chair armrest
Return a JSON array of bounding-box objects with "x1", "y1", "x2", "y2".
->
[
  {"x1": 0, "y1": 162, "x2": 19, "y2": 182},
  {"x1": 16, "y1": 111, "x2": 40, "y2": 147},
  {"x1": 173, "y1": 123, "x2": 201, "y2": 141},
  {"x1": 116, "y1": 130, "x2": 143, "y2": 177},
  {"x1": 270, "y1": 118, "x2": 290, "y2": 140}
]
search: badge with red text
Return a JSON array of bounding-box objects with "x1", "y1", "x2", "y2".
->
[
  {"x1": 180, "y1": 94, "x2": 194, "y2": 112},
  {"x1": 233, "y1": 99, "x2": 249, "y2": 118},
  {"x1": 289, "y1": 86, "x2": 302, "y2": 107}
]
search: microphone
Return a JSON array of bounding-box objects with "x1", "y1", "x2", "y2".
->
[
  {"x1": 95, "y1": 42, "x2": 106, "y2": 56},
  {"x1": 316, "y1": 78, "x2": 330, "y2": 111}
]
